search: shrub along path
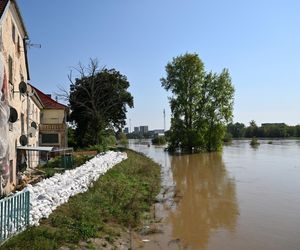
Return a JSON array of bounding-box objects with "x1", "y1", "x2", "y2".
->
[{"x1": 1, "y1": 149, "x2": 161, "y2": 250}]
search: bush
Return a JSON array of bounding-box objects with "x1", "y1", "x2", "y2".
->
[
  {"x1": 37, "y1": 154, "x2": 92, "y2": 178},
  {"x1": 250, "y1": 137, "x2": 260, "y2": 146},
  {"x1": 151, "y1": 136, "x2": 166, "y2": 145},
  {"x1": 73, "y1": 155, "x2": 93, "y2": 167},
  {"x1": 223, "y1": 132, "x2": 233, "y2": 143},
  {"x1": 118, "y1": 132, "x2": 128, "y2": 148},
  {"x1": 87, "y1": 144, "x2": 107, "y2": 153}
]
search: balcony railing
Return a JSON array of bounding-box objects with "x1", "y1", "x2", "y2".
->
[{"x1": 39, "y1": 124, "x2": 66, "y2": 131}]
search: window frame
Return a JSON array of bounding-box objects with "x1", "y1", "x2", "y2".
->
[{"x1": 41, "y1": 133, "x2": 60, "y2": 145}]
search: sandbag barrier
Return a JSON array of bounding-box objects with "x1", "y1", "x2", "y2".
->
[{"x1": 25, "y1": 151, "x2": 127, "y2": 226}]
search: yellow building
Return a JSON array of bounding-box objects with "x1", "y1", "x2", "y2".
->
[
  {"x1": 30, "y1": 85, "x2": 69, "y2": 149},
  {"x1": 0, "y1": 0, "x2": 37, "y2": 194},
  {"x1": 0, "y1": 0, "x2": 69, "y2": 195}
]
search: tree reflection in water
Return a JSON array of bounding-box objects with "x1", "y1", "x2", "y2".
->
[{"x1": 168, "y1": 152, "x2": 239, "y2": 249}]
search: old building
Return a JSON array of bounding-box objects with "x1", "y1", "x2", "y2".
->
[
  {"x1": 0, "y1": 0, "x2": 37, "y2": 194},
  {"x1": 30, "y1": 85, "x2": 69, "y2": 149}
]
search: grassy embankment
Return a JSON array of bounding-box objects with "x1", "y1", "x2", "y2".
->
[{"x1": 1, "y1": 150, "x2": 160, "y2": 250}]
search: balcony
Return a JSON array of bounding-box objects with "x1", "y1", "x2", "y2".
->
[{"x1": 39, "y1": 124, "x2": 66, "y2": 131}]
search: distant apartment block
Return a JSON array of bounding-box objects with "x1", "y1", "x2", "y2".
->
[
  {"x1": 124, "y1": 127, "x2": 129, "y2": 134},
  {"x1": 134, "y1": 126, "x2": 139, "y2": 133},
  {"x1": 153, "y1": 129, "x2": 164, "y2": 134},
  {"x1": 261, "y1": 123, "x2": 286, "y2": 127},
  {"x1": 140, "y1": 126, "x2": 148, "y2": 134}
]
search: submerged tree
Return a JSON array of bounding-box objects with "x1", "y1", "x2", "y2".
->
[
  {"x1": 161, "y1": 53, "x2": 234, "y2": 152},
  {"x1": 64, "y1": 59, "x2": 134, "y2": 147}
]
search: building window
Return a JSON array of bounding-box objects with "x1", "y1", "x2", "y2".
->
[
  {"x1": 8, "y1": 56, "x2": 13, "y2": 84},
  {"x1": 17, "y1": 36, "x2": 21, "y2": 54},
  {"x1": 41, "y1": 134, "x2": 59, "y2": 144},
  {"x1": 21, "y1": 113, "x2": 24, "y2": 134},
  {"x1": 9, "y1": 160, "x2": 13, "y2": 183},
  {"x1": 12, "y1": 23, "x2": 15, "y2": 43}
]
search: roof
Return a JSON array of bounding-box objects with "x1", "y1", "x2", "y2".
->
[
  {"x1": 30, "y1": 85, "x2": 68, "y2": 110},
  {"x1": 29, "y1": 88, "x2": 44, "y2": 109},
  {"x1": 0, "y1": 0, "x2": 27, "y2": 35},
  {"x1": 0, "y1": 0, "x2": 9, "y2": 19}
]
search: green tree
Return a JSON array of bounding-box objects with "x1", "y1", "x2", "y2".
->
[
  {"x1": 245, "y1": 120, "x2": 258, "y2": 138},
  {"x1": 117, "y1": 132, "x2": 128, "y2": 148},
  {"x1": 227, "y1": 122, "x2": 246, "y2": 138},
  {"x1": 151, "y1": 135, "x2": 166, "y2": 145},
  {"x1": 295, "y1": 125, "x2": 300, "y2": 137},
  {"x1": 67, "y1": 126, "x2": 77, "y2": 148},
  {"x1": 200, "y1": 70, "x2": 235, "y2": 151},
  {"x1": 66, "y1": 59, "x2": 134, "y2": 147},
  {"x1": 161, "y1": 53, "x2": 234, "y2": 152}
]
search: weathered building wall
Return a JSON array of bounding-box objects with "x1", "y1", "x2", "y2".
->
[
  {"x1": 0, "y1": 1, "x2": 36, "y2": 194},
  {"x1": 26, "y1": 96, "x2": 41, "y2": 168},
  {"x1": 41, "y1": 109, "x2": 65, "y2": 124},
  {"x1": 39, "y1": 109, "x2": 67, "y2": 148}
]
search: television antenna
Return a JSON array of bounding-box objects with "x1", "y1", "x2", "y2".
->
[{"x1": 26, "y1": 40, "x2": 41, "y2": 49}]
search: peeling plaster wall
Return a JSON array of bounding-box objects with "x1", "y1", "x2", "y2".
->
[
  {"x1": 0, "y1": 2, "x2": 31, "y2": 194},
  {"x1": 0, "y1": 52, "x2": 10, "y2": 195}
]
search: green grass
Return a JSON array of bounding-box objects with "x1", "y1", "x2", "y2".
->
[{"x1": 1, "y1": 150, "x2": 161, "y2": 250}]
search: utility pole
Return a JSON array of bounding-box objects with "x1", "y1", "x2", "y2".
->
[{"x1": 163, "y1": 109, "x2": 166, "y2": 132}]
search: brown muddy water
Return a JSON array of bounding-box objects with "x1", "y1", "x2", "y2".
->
[{"x1": 129, "y1": 139, "x2": 300, "y2": 250}]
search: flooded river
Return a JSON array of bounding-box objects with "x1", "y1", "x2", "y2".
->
[{"x1": 129, "y1": 139, "x2": 300, "y2": 250}]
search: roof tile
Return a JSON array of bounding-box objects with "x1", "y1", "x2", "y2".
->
[{"x1": 31, "y1": 85, "x2": 68, "y2": 109}]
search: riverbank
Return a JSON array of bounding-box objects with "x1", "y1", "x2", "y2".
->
[{"x1": 1, "y1": 149, "x2": 161, "y2": 250}]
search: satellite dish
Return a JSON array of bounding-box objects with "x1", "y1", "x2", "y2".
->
[
  {"x1": 28, "y1": 127, "x2": 37, "y2": 137},
  {"x1": 19, "y1": 135, "x2": 28, "y2": 146},
  {"x1": 31, "y1": 121, "x2": 37, "y2": 129},
  {"x1": 9, "y1": 107, "x2": 18, "y2": 123},
  {"x1": 19, "y1": 81, "x2": 27, "y2": 94}
]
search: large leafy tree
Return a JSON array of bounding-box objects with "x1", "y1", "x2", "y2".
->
[
  {"x1": 67, "y1": 59, "x2": 133, "y2": 146},
  {"x1": 227, "y1": 122, "x2": 246, "y2": 138},
  {"x1": 161, "y1": 53, "x2": 234, "y2": 152}
]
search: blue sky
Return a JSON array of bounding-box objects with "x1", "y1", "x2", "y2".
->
[{"x1": 18, "y1": 0, "x2": 300, "y2": 130}]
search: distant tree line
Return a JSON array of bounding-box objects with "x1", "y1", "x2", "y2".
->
[{"x1": 227, "y1": 120, "x2": 300, "y2": 138}]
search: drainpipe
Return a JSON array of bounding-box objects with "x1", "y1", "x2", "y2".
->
[{"x1": 26, "y1": 92, "x2": 30, "y2": 169}]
